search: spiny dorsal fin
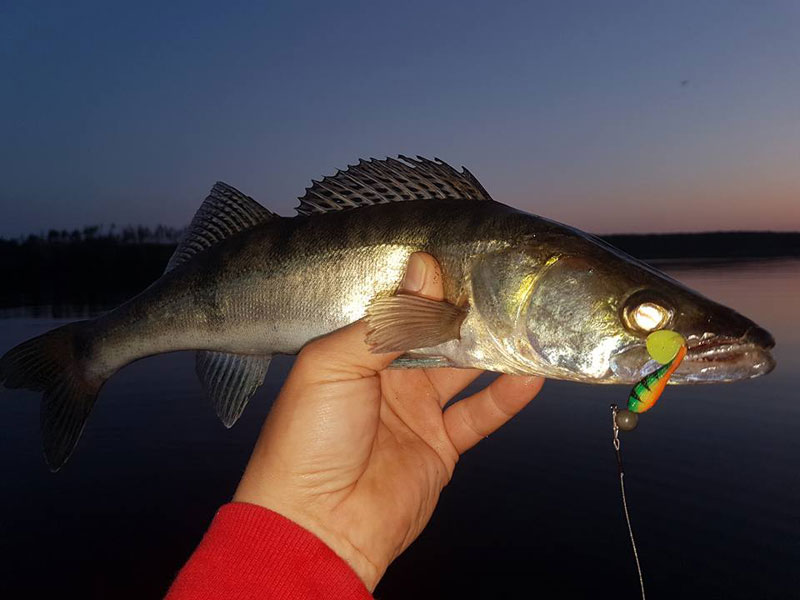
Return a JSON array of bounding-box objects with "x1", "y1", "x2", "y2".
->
[
  {"x1": 295, "y1": 155, "x2": 493, "y2": 216},
  {"x1": 166, "y1": 182, "x2": 276, "y2": 272},
  {"x1": 195, "y1": 351, "x2": 272, "y2": 427}
]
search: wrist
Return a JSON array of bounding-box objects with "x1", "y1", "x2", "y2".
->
[
  {"x1": 307, "y1": 519, "x2": 384, "y2": 592},
  {"x1": 233, "y1": 489, "x2": 384, "y2": 591}
]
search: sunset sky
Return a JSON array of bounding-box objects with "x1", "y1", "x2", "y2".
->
[{"x1": 2, "y1": 0, "x2": 798, "y2": 237}]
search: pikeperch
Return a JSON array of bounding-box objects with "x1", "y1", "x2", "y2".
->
[{"x1": 0, "y1": 156, "x2": 775, "y2": 469}]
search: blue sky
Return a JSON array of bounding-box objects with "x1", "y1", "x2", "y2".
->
[{"x1": 1, "y1": 0, "x2": 798, "y2": 236}]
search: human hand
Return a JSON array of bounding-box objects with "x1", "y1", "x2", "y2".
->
[{"x1": 233, "y1": 252, "x2": 545, "y2": 590}]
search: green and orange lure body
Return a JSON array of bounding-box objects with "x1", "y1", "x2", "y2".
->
[{"x1": 627, "y1": 334, "x2": 687, "y2": 414}]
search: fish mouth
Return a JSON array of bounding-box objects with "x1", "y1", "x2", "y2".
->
[{"x1": 673, "y1": 327, "x2": 776, "y2": 383}]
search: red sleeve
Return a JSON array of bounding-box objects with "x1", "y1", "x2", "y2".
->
[{"x1": 166, "y1": 502, "x2": 373, "y2": 600}]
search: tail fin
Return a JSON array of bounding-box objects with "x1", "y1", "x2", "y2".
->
[{"x1": 0, "y1": 322, "x2": 102, "y2": 471}]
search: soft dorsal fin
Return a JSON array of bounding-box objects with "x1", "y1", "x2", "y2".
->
[
  {"x1": 166, "y1": 182, "x2": 276, "y2": 272},
  {"x1": 295, "y1": 155, "x2": 493, "y2": 216}
]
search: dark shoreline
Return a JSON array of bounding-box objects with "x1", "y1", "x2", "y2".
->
[
  {"x1": 604, "y1": 231, "x2": 800, "y2": 261},
  {"x1": 1, "y1": 230, "x2": 798, "y2": 309}
]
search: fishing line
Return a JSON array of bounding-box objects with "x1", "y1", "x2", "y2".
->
[
  {"x1": 608, "y1": 330, "x2": 686, "y2": 600},
  {"x1": 611, "y1": 404, "x2": 646, "y2": 600}
]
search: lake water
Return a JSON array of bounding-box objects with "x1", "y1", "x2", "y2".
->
[{"x1": 1, "y1": 260, "x2": 798, "y2": 599}]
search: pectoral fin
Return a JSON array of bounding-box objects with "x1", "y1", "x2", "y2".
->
[{"x1": 365, "y1": 295, "x2": 467, "y2": 353}]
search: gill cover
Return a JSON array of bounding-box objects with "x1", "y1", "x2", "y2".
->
[{"x1": 525, "y1": 256, "x2": 625, "y2": 380}]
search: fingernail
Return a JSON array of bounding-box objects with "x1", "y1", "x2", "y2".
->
[{"x1": 401, "y1": 253, "x2": 426, "y2": 292}]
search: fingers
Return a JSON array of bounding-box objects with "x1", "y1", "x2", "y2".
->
[
  {"x1": 292, "y1": 252, "x2": 445, "y2": 381},
  {"x1": 295, "y1": 320, "x2": 401, "y2": 381},
  {"x1": 397, "y1": 251, "x2": 444, "y2": 300},
  {"x1": 395, "y1": 253, "x2": 480, "y2": 403},
  {"x1": 425, "y1": 368, "x2": 484, "y2": 406},
  {"x1": 443, "y1": 374, "x2": 544, "y2": 455}
]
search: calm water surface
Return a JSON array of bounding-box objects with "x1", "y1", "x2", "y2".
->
[{"x1": 1, "y1": 260, "x2": 798, "y2": 599}]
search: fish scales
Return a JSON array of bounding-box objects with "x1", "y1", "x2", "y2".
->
[{"x1": 83, "y1": 201, "x2": 442, "y2": 376}]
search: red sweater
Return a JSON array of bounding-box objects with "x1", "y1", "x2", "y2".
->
[{"x1": 166, "y1": 503, "x2": 373, "y2": 600}]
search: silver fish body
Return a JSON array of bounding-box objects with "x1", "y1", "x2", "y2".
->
[{"x1": 0, "y1": 157, "x2": 776, "y2": 469}]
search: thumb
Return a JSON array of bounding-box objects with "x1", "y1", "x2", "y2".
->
[{"x1": 292, "y1": 252, "x2": 445, "y2": 380}]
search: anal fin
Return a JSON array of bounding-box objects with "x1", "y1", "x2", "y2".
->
[{"x1": 195, "y1": 351, "x2": 271, "y2": 427}]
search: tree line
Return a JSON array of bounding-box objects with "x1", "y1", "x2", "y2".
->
[
  {"x1": 14, "y1": 224, "x2": 185, "y2": 245},
  {"x1": 0, "y1": 225, "x2": 183, "y2": 309}
]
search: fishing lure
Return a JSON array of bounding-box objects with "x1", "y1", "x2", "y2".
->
[
  {"x1": 628, "y1": 343, "x2": 687, "y2": 413},
  {"x1": 610, "y1": 329, "x2": 687, "y2": 599},
  {"x1": 614, "y1": 330, "x2": 687, "y2": 431}
]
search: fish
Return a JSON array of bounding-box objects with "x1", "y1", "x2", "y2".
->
[{"x1": 0, "y1": 156, "x2": 776, "y2": 470}]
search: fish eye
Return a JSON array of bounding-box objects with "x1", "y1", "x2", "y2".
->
[
  {"x1": 622, "y1": 291, "x2": 674, "y2": 333},
  {"x1": 629, "y1": 302, "x2": 669, "y2": 331}
]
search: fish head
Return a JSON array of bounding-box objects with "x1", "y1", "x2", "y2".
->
[
  {"x1": 601, "y1": 260, "x2": 776, "y2": 384},
  {"x1": 470, "y1": 235, "x2": 775, "y2": 384}
]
